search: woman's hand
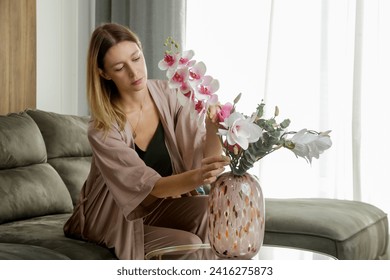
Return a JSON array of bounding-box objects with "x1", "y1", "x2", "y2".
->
[
  {"x1": 199, "y1": 155, "x2": 230, "y2": 185},
  {"x1": 207, "y1": 104, "x2": 219, "y2": 123},
  {"x1": 152, "y1": 155, "x2": 230, "y2": 198}
]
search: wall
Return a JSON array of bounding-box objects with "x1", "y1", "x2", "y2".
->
[
  {"x1": 36, "y1": 0, "x2": 94, "y2": 115},
  {"x1": 0, "y1": 0, "x2": 36, "y2": 115}
]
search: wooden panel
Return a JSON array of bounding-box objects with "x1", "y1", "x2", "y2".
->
[
  {"x1": 0, "y1": 0, "x2": 10, "y2": 114},
  {"x1": 0, "y1": 0, "x2": 36, "y2": 115}
]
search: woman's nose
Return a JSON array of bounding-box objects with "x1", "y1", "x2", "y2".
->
[{"x1": 126, "y1": 63, "x2": 137, "y2": 77}]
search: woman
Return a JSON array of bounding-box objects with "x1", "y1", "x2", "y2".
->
[{"x1": 63, "y1": 23, "x2": 229, "y2": 259}]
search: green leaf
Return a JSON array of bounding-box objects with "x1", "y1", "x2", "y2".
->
[
  {"x1": 280, "y1": 119, "x2": 291, "y2": 129},
  {"x1": 256, "y1": 103, "x2": 265, "y2": 118},
  {"x1": 233, "y1": 93, "x2": 242, "y2": 105},
  {"x1": 264, "y1": 120, "x2": 275, "y2": 132},
  {"x1": 274, "y1": 106, "x2": 279, "y2": 117}
]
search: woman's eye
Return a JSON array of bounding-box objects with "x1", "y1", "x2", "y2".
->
[
  {"x1": 115, "y1": 66, "x2": 124, "y2": 71},
  {"x1": 133, "y1": 56, "x2": 141, "y2": 61}
]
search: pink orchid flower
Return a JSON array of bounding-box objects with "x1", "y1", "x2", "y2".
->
[
  {"x1": 159, "y1": 50, "x2": 195, "y2": 79},
  {"x1": 158, "y1": 53, "x2": 177, "y2": 70},
  {"x1": 178, "y1": 50, "x2": 195, "y2": 68},
  {"x1": 179, "y1": 81, "x2": 192, "y2": 94},
  {"x1": 194, "y1": 75, "x2": 220, "y2": 101},
  {"x1": 177, "y1": 89, "x2": 194, "y2": 109},
  {"x1": 188, "y1": 62, "x2": 207, "y2": 84},
  {"x1": 207, "y1": 94, "x2": 219, "y2": 106},
  {"x1": 194, "y1": 100, "x2": 207, "y2": 126},
  {"x1": 158, "y1": 53, "x2": 180, "y2": 78},
  {"x1": 195, "y1": 100, "x2": 205, "y2": 114},
  {"x1": 168, "y1": 68, "x2": 189, "y2": 89},
  {"x1": 218, "y1": 112, "x2": 262, "y2": 150},
  {"x1": 217, "y1": 102, "x2": 233, "y2": 123}
]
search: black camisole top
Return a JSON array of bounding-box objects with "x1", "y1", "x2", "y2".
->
[{"x1": 135, "y1": 121, "x2": 173, "y2": 177}]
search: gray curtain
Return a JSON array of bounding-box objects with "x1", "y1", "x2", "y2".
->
[{"x1": 95, "y1": 0, "x2": 186, "y2": 80}]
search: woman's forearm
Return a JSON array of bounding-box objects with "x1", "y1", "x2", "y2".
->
[
  {"x1": 203, "y1": 118, "x2": 223, "y2": 158},
  {"x1": 151, "y1": 169, "x2": 202, "y2": 198},
  {"x1": 151, "y1": 154, "x2": 230, "y2": 198}
]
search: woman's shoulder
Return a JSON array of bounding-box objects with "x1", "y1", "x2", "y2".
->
[
  {"x1": 147, "y1": 79, "x2": 179, "y2": 108},
  {"x1": 87, "y1": 120, "x2": 106, "y2": 142},
  {"x1": 147, "y1": 79, "x2": 172, "y2": 95},
  {"x1": 87, "y1": 118, "x2": 128, "y2": 143}
]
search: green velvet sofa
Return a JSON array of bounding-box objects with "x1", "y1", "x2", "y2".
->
[{"x1": 0, "y1": 109, "x2": 388, "y2": 260}]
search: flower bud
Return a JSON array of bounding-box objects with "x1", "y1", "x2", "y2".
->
[
  {"x1": 233, "y1": 145, "x2": 239, "y2": 155},
  {"x1": 274, "y1": 106, "x2": 279, "y2": 117}
]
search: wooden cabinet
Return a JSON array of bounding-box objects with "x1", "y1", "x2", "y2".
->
[{"x1": 0, "y1": 0, "x2": 36, "y2": 115}]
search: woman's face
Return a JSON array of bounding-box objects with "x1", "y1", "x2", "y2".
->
[{"x1": 101, "y1": 41, "x2": 147, "y2": 95}]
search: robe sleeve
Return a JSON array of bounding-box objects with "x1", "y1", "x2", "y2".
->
[
  {"x1": 87, "y1": 124, "x2": 162, "y2": 220},
  {"x1": 174, "y1": 103, "x2": 206, "y2": 171}
]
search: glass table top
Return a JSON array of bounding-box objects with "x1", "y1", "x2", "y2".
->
[{"x1": 145, "y1": 244, "x2": 337, "y2": 260}]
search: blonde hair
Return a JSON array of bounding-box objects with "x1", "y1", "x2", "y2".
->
[{"x1": 87, "y1": 23, "x2": 143, "y2": 133}]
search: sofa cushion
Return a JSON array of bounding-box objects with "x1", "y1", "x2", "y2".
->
[
  {"x1": 27, "y1": 109, "x2": 92, "y2": 205},
  {"x1": 49, "y1": 157, "x2": 91, "y2": 206},
  {"x1": 0, "y1": 214, "x2": 117, "y2": 260},
  {"x1": 0, "y1": 163, "x2": 73, "y2": 224},
  {"x1": 26, "y1": 109, "x2": 92, "y2": 159},
  {"x1": 0, "y1": 112, "x2": 46, "y2": 169},
  {"x1": 0, "y1": 243, "x2": 70, "y2": 260},
  {"x1": 264, "y1": 198, "x2": 389, "y2": 259}
]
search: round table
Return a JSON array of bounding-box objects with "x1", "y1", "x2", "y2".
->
[{"x1": 145, "y1": 244, "x2": 337, "y2": 260}]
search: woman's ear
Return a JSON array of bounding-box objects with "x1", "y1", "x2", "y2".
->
[{"x1": 98, "y1": 68, "x2": 111, "y2": 80}]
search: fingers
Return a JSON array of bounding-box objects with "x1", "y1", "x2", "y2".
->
[
  {"x1": 207, "y1": 105, "x2": 218, "y2": 123},
  {"x1": 200, "y1": 155, "x2": 230, "y2": 184},
  {"x1": 201, "y1": 155, "x2": 230, "y2": 165},
  {"x1": 202, "y1": 166, "x2": 226, "y2": 185}
]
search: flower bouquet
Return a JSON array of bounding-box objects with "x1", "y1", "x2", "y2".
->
[
  {"x1": 158, "y1": 37, "x2": 332, "y2": 175},
  {"x1": 159, "y1": 37, "x2": 332, "y2": 259}
]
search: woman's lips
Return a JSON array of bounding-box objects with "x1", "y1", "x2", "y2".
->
[{"x1": 132, "y1": 78, "x2": 143, "y2": 86}]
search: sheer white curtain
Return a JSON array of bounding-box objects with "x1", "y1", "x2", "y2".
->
[{"x1": 186, "y1": 0, "x2": 390, "y2": 215}]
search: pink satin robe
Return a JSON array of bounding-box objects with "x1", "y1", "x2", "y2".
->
[{"x1": 63, "y1": 80, "x2": 206, "y2": 259}]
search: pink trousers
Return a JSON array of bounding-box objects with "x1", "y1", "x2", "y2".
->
[{"x1": 143, "y1": 195, "x2": 209, "y2": 254}]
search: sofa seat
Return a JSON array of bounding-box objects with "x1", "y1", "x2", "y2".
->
[
  {"x1": 264, "y1": 198, "x2": 389, "y2": 259},
  {"x1": 0, "y1": 243, "x2": 70, "y2": 260},
  {"x1": 0, "y1": 214, "x2": 116, "y2": 260}
]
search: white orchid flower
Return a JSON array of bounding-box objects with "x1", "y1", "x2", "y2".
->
[
  {"x1": 188, "y1": 61, "x2": 207, "y2": 84},
  {"x1": 193, "y1": 76, "x2": 220, "y2": 101},
  {"x1": 158, "y1": 53, "x2": 180, "y2": 79},
  {"x1": 158, "y1": 53, "x2": 177, "y2": 71},
  {"x1": 178, "y1": 50, "x2": 195, "y2": 68},
  {"x1": 218, "y1": 112, "x2": 263, "y2": 150},
  {"x1": 288, "y1": 129, "x2": 332, "y2": 163},
  {"x1": 159, "y1": 50, "x2": 196, "y2": 79},
  {"x1": 167, "y1": 67, "x2": 189, "y2": 89}
]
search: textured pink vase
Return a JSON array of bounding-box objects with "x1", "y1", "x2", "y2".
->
[{"x1": 208, "y1": 172, "x2": 265, "y2": 259}]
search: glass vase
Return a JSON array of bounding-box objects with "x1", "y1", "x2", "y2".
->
[{"x1": 208, "y1": 172, "x2": 265, "y2": 259}]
